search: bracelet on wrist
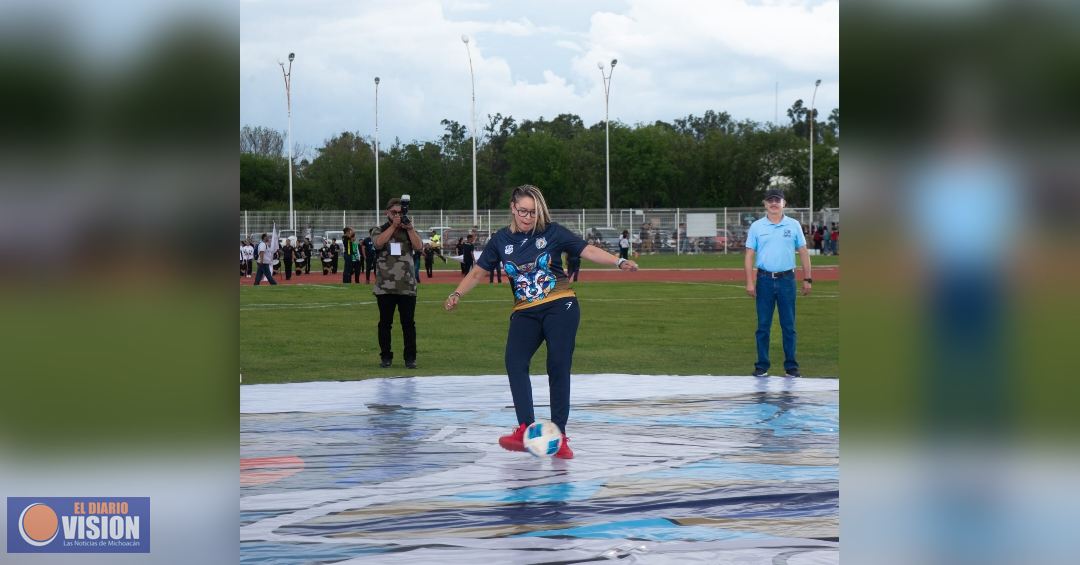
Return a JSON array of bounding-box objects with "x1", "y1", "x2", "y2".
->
[
  {"x1": 449, "y1": 291, "x2": 462, "y2": 298},
  {"x1": 615, "y1": 257, "x2": 627, "y2": 268}
]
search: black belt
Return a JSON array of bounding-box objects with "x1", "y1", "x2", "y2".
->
[{"x1": 758, "y1": 269, "x2": 794, "y2": 278}]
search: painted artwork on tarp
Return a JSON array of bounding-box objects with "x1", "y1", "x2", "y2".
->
[{"x1": 241, "y1": 375, "x2": 838, "y2": 564}]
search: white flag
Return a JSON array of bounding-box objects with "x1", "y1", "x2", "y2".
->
[{"x1": 269, "y1": 223, "x2": 280, "y2": 254}]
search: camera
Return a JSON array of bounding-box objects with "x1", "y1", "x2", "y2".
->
[{"x1": 400, "y1": 194, "x2": 411, "y2": 225}]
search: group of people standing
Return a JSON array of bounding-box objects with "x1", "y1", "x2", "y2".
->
[
  {"x1": 241, "y1": 232, "x2": 384, "y2": 283},
  {"x1": 340, "y1": 228, "x2": 377, "y2": 284},
  {"x1": 240, "y1": 236, "x2": 317, "y2": 281},
  {"x1": 811, "y1": 223, "x2": 840, "y2": 255}
]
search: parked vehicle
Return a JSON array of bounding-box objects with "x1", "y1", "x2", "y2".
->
[
  {"x1": 583, "y1": 227, "x2": 622, "y2": 253},
  {"x1": 320, "y1": 230, "x2": 344, "y2": 250},
  {"x1": 277, "y1": 230, "x2": 297, "y2": 247},
  {"x1": 422, "y1": 226, "x2": 453, "y2": 247},
  {"x1": 698, "y1": 227, "x2": 747, "y2": 251}
]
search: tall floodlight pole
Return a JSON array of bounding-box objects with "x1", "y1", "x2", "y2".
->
[
  {"x1": 598, "y1": 59, "x2": 617, "y2": 227},
  {"x1": 462, "y1": 35, "x2": 478, "y2": 226},
  {"x1": 374, "y1": 76, "x2": 381, "y2": 224},
  {"x1": 809, "y1": 79, "x2": 821, "y2": 227},
  {"x1": 279, "y1": 53, "x2": 296, "y2": 232}
]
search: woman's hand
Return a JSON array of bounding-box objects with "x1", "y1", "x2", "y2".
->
[
  {"x1": 445, "y1": 292, "x2": 461, "y2": 311},
  {"x1": 618, "y1": 259, "x2": 639, "y2": 272}
]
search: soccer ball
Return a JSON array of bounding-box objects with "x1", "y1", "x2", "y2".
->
[{"x1": 523, "y1": 420, "x2": 563, "y2": 457}]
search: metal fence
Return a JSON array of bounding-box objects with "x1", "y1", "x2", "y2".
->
[{"x1": 240, "y1": 207, "x2": 840, "y2": 254}]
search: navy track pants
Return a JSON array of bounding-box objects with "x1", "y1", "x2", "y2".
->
[{"x1": 504, "y1": 296, "x2": 580, "y2": 434}]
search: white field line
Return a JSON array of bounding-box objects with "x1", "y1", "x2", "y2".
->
[{"x1": 242, "y1": 294, "x2": 837, "y2": 311}]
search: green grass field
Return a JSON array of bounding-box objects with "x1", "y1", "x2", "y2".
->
[
  {"x1": 288, "y1": 252, "x2": 839, "y2": 273},
  {"x1": 606, "y1": 253, "x2": 839, "y2": 269},
  {"x1": 240, "y1": 280, "x2": 838, "y2": 384}
]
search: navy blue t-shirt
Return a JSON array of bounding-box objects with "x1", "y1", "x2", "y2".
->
[{"x1": 477, "y1": 222, "x2": 587, "y2": 310}]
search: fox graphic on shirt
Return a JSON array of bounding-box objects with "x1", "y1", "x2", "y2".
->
[{"x1": 504, "y1": 253, "x2": 556, "y2": 303}]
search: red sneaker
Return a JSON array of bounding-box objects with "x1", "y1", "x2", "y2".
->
[
  {"x1": 553, "y1": 435, "x2": 574, "y2": 459},
  {"x1": 498, "y1": 423, "x2": 528, "y2": 452}
]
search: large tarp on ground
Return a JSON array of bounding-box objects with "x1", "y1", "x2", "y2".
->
[{"x1": 241, "y1": 375, "x2": 839, "y2": 564}]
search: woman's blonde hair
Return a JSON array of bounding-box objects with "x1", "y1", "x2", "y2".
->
[{"x1": 508, "y1": 185, "x2": 552, "y2": 234}]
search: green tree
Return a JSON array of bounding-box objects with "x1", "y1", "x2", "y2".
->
[
  {"x1": 505, "y1": 130, "x2": 572, "y2": 204},
  {"x1": 241, "y1": 101, "x2": 840, "y2": 211},
  {"x1": 240, "y1": 153, "x2": 289, "y2": 210},
  {"x1": 299, "y1": 131, "x2": 375, "y2": 209}
]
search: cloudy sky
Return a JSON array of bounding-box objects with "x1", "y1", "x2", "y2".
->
[{"x1": 240, "y1": 0, "x2": 838, "y2": 153}]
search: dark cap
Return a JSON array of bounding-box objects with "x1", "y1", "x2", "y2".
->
[{"x1": 764, "y1": 188, "x2": 785, "y2": 201}]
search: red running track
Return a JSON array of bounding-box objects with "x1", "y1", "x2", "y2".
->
[{"x1": 241, "y1": 266, "x2": 839, "y2": 286}]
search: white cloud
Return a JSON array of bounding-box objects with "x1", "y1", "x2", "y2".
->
[
  {"x1": 240, "y1": 0, "x2": 839, "y2": 146},
  {"x1": 554, "y1": 40, "x2": 584, "y2": 53},
  {"x1": 475, "y1": 17, "x2": 537, "y2": 36},
  {"x1": 443, "y1": 0, "x2": 491, "y2": 12}
]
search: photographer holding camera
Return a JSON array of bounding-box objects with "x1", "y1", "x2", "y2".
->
[{"x1": 371, "y1": 196, "x2": 423, "y2": 369}]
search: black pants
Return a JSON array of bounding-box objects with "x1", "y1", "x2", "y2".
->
[
  {"x1": 376, "y1": 294, "x2": 417, "y2": 363},
  {"x1": 505, "y1": 297, "x2": 580, "y2": 434},
  {"x1": 461, "y1": 261, "x2": 472, "y2": 276},
  {"x1": 302, "y1": 257, "x2": 310, "y2": 274},
  {"x1": 365, "y1": 258, "x2": 375, "y2": 282},
  {"x1": 331, "y1": 257, "x2": 338, "y2": 274},
  {"x1": 488, "y1": 263, "x2": 502, "y2": 283},
  {"x1": 343, "y1": 258, "x2": 360, "y2": 283},
  {"x1": 619, "y1": 248, "x2": 629, "y2": 260},
  {"x1": 284, "y1": 260, "x2": 293, "y2": 280},
  {"x1": 568, "y1": 261, "x2": 580, "y2": 282},
  {"x1": 425, "y1": 259, "x2": 434, "y2": 278}
]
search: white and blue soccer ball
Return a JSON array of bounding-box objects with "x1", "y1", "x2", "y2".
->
[{"x1": 524, "y1": 420, "x2": 563, "y2": 457}]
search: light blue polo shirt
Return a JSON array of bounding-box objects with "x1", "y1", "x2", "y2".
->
[{"x1": 745, "y1": 215, "x2": 806, "y2": 272}]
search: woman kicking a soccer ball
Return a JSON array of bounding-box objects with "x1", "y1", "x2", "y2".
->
[{"x1": 444, "y1": 185, "x2": 638, "y2": 459}]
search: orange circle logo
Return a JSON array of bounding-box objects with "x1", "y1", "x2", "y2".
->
[{"x1": 19, "y1": 503, "x2": 59, "y2": 546}]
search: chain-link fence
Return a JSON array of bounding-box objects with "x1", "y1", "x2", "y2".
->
[{"x1": 240, "y1": 207, "x2": 840, "y2": 254}]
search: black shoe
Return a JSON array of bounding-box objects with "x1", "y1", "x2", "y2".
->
[
  {"x1": 785, "y1": 368, "x2": 801, "y2": 378},
  {"x1": 380, "y1": 359, "x2": 392, "y2": 368},
  {"x1": 405, "y1": 360, "x2": 417, "y2": 369},
  {"x1": 752, "y1": 368, "x2": 768, "y2": 377}
]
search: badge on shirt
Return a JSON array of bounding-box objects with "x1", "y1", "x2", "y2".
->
[
  {"x1": 535, "y1": 237, "x2": 547, "y2": 250},
  {"x1": 504, "y1": 244, "x2": 514, "y2": 255},
  {"x1": 390, "y1": 242, "x2": 402, "y2": 256}
]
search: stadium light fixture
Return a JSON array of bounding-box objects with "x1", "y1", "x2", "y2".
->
[
  {"x1": 374, "y1": 76, "x2": 381, "y2": 225},
  {"x1": 599, "y1": 59, "x2": 618, "y2": 227},
  {"x1": 462, "y1": 35, "x2": 477, "y2": 225},
  {"x1": 809, "y1": 78, "x2": 821, "y2": 228},
  {"x1": 279, "y1": 52, "x2": 296, "y2": 232}
]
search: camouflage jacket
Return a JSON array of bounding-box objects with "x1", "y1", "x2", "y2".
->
[{"x1": 371, "y1": 224, "x2": 418, "y2": 296}]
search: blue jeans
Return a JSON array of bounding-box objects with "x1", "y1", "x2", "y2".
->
[
  {"x1": 755, "y1": 272, "x2": 797, "y2": 372},
  {"x1": 254, "y1": 263, "x2": 277, "y2": 285}
]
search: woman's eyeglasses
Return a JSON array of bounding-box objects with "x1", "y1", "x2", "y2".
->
[{"x1": 513, "y1": 207, "x2": 537, "y2": 218}]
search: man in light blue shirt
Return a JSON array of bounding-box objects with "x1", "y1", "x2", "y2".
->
[{"x1": 744, "y1": 189, "x2": 813, "y2": 377}]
